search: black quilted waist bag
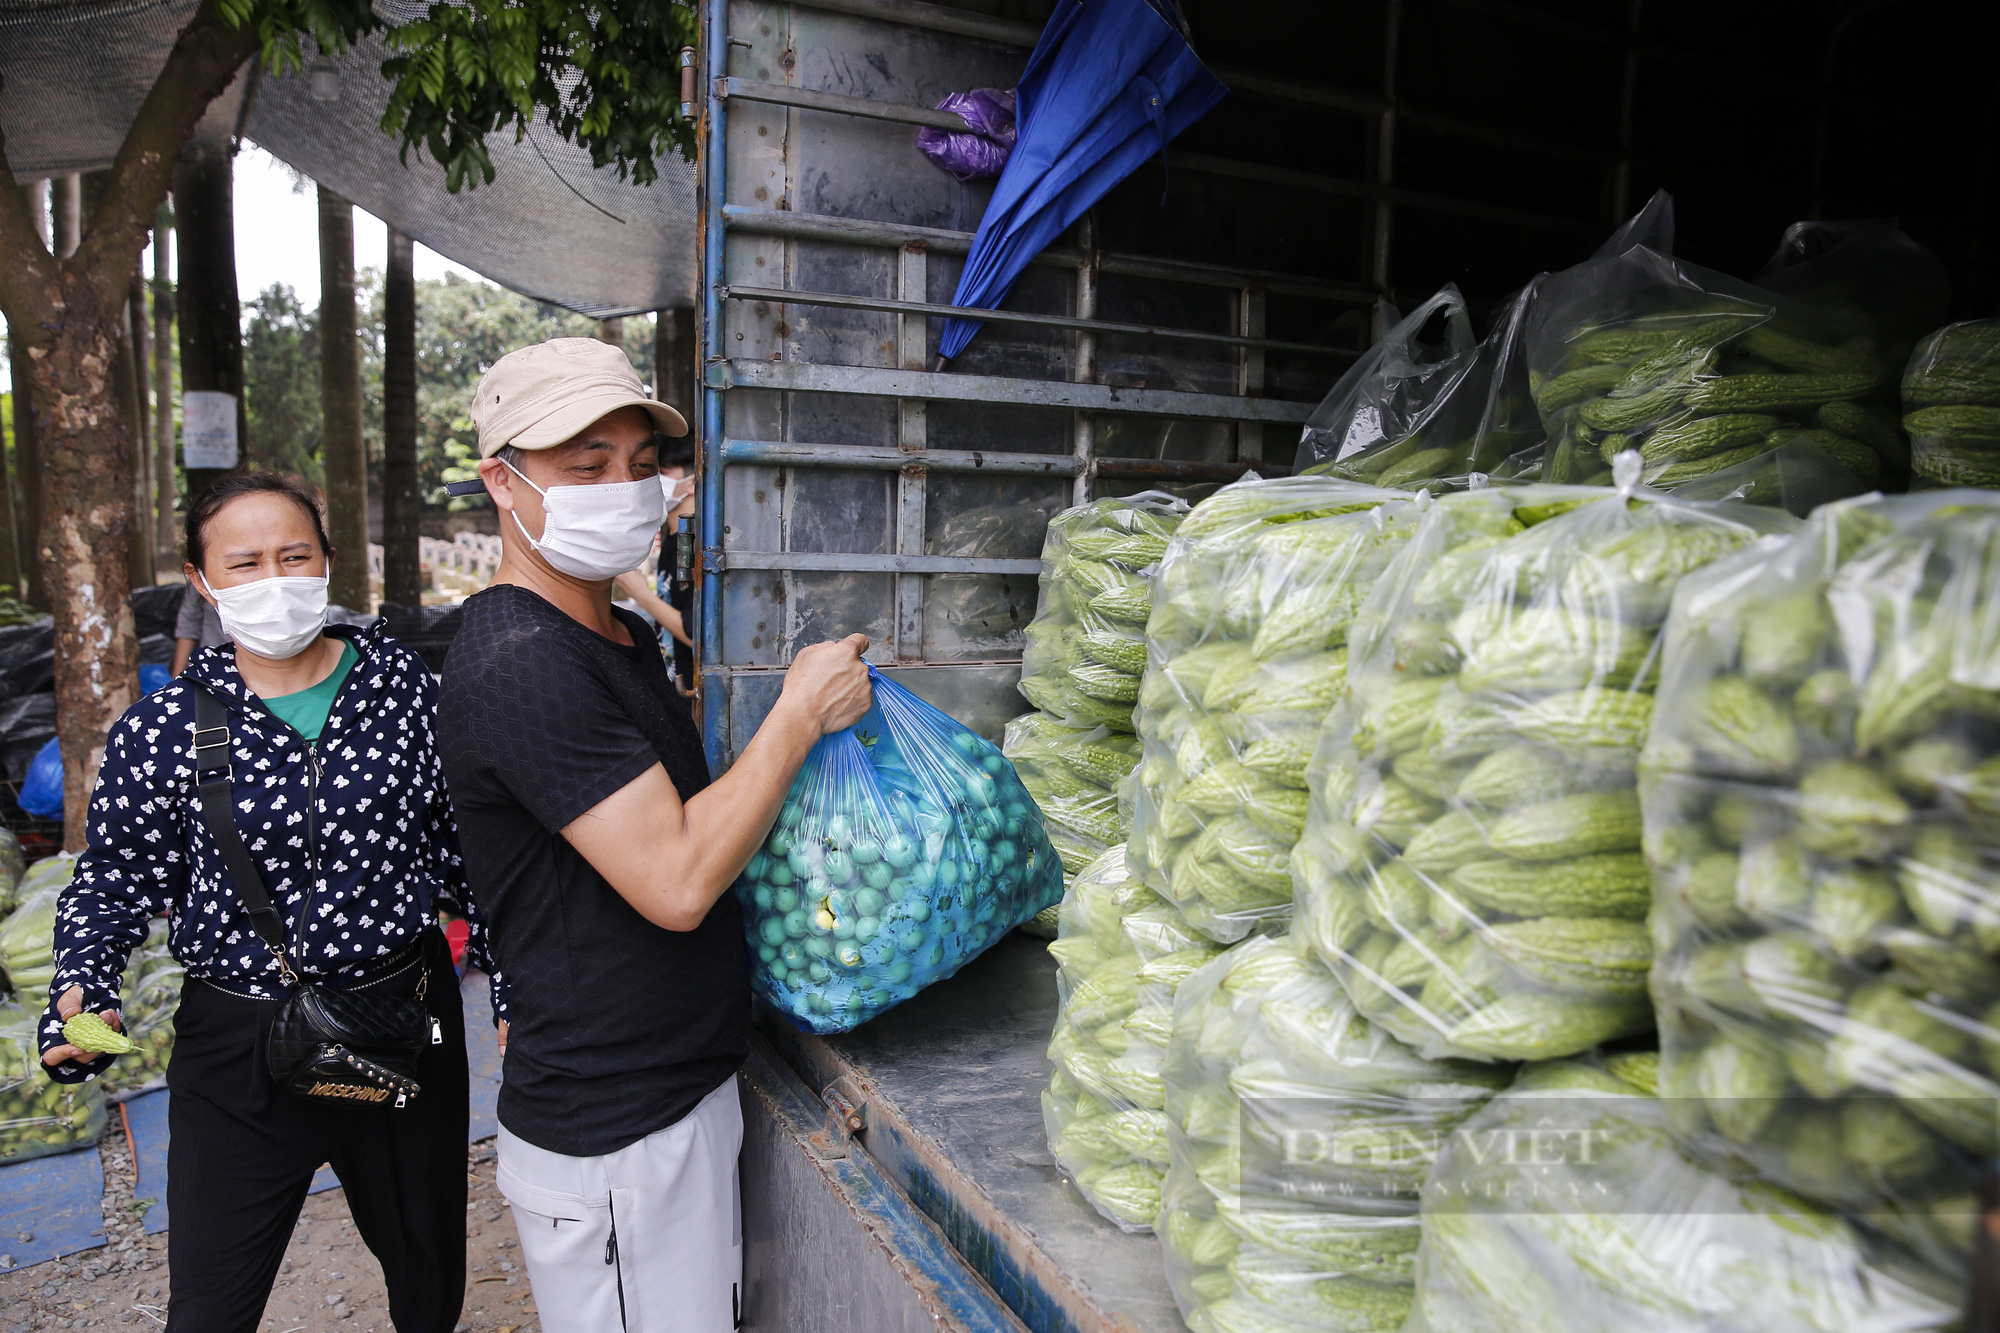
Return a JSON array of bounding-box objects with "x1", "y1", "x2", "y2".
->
[{"x1": 192, "y1": 685, "x2": 435, "y2": 1108}]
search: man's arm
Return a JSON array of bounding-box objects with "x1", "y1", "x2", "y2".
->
[
  {"x1": 171, "y1": 638, "x2": 194, "y2": 675},
  {"x1": 612, "y1": 571, "x2": 693, "y2": 647},
  {"x1": 562, "y1": 635, "x2": 872, "y2": 931}
]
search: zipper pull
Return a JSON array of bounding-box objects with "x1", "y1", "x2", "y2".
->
[
  {"x1": 394, "y1": 1090, "x2": 407, "y2": 1109},
  {"x1": 431, "y1": 1017, "x2": 444, "y2": 1046}
]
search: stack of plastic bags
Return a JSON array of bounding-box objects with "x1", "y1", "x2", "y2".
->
[
  {"x1": 1009, "y1": 495, "x2": 1189, "y2": 921},
  {"x1": 0, "y1": 1000, "x2": 104, "y2": 1164},
  {"x1": 1004, "y1": 715, "x2": 1141, "y2": 893},
  {"x1": 1017, "y1": 494, "x2": 1189, "y2": 740},
  {"x1": 1127, "y1": 478, "x2": 1425, "y2": 942},
  {"x1": 1902, "y1": 319, "x2": 2000, "y2": 488},
  {"x1": 1645, "y1": 490, "x2": 2000, "y2": 1282},
  {"x1": 1291, "y1": 459, "x2": 1794, "y2": 1062},
  {"x1": 0, "y1": 829, "x2": 25, "y2": 920},
  {"x1": 1527, "y1": 199, "x2": 1946, "y2": 503},
  {"x1": 1157, "y1": 934, "x2": 1510, "y2": 1333},
  {"x1": 1408, "y1": 1054, "x2": 1957, "y2": 1333},
  {"x1": 1298, "y1": 285, "x2": 1544, "y2": 488},
  {"x1": 0, "y1": 851, "x2": 74, "y2": 1008},
  {"x1": 1042, "y1": 845, "x2": 1222, "y2": 1231}
]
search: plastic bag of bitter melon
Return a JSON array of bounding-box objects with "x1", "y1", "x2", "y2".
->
[
  {"x1": 1525, "y1": 199, "x2": 1910, "y2": 497},
  {"x1": 0, "y1": 1002, "x2": 105, "y2": 1165},
  {"x1": 1042, "y1": 845, "x2": 1222, "y2": 1232},
  {"x1": 1902, "y1": 319, "x2": 2000, "y2": 489},
  {"x1": 1016, "y1": 492, "x2": 1189, "y2": 735},
  {"x1": 1642, "y1": 490, "x2": 2000, "y2": 1286},
  {"x1": 0, "y1": 829, "x2": 26, "y2": 918},
  {"x1": 1126, "y1": 478, "x2": 1427, "y2": 945},
  {"x1": 100, "y1": 956, "x2": 182, "y2": 1097},
  {"x1": 1292, "y1": 456, "x2": 1795, "y2": 1063},
  {"x1": 1407, "y1": 1055, "x2": 1959, "y2": 1333},
  {"x1": 1155, "y1": 933, "x2": 1510, "y2": 1333},
  {"x1": 0, "y1": 852, "x2": 74, "y2": 1006},
  {"x1": 735, "y1": 668, "x2": 1062, "y2": 1033},
  {"x1": 1003, "y1": 712, "x2": 1138, "y2": 887},
  {"x1": 1298, "y1": 283, "x2": 1546, "y2": 488}
]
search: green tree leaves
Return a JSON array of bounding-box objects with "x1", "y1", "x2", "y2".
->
[{"x1": 226, "y1": 0, "x2": 697, "y2": 195}]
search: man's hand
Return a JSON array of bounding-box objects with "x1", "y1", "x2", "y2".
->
[
  {"x1": 40, "y1": 984, "x2": 121, "y2": 1067},
  {"x1": 779, "y1": 634, "x2": 873, "y2": 735}
]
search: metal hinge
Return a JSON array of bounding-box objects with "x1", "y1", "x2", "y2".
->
[{"x1": 820, "y1": 1077, "x2": 867, "y2": 1155}]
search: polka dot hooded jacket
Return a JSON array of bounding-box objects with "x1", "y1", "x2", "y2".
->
[{"x1": 39, "y1": 621, "x2": 505, "y2": 1082}]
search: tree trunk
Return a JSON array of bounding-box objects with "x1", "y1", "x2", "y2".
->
[
  {"x1": 91, "y1": 166, "x2": 155, "y2": 593},
  {"x1": 21, "y1": 275, "x2": 141, "y2": 851},
  {"x1": 173, "y1": 141, "x2": 245, "y2": 501},
  {"x1": 0, "y1": 0, "x2": 263, "y2": 835},
  {"x1": 151, "y1": 207, "x2": 178, "y2": 563},
  {"x1": 318, "y1": 187, "x2": 369, "y2": 611},
  {"x1": 381, "y1": 226, "x2": 421, "y2": 608}
]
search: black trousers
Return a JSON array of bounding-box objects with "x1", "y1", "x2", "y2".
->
[{"x1": 164, "y1": 929, "x2": 469, "y2": 1333}]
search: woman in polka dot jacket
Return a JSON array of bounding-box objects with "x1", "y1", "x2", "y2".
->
[{"x1": 36, "y1": 473, "x2": 500, "y2": 1333}]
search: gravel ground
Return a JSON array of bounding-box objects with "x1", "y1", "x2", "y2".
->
[{"x1": 0, "y1": 1133, "x2": 537, "y2": 1332}]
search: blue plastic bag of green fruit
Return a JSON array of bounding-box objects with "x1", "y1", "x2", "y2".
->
[{"x1": 736, "y1": 667, "x2": 1064, "y2": 1033}]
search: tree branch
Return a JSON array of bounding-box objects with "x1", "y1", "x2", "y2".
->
[
  {"x1": 69, "y1": 0, "x2": 262, "y2": 312},
  {"x1": 0, "y1": 124, "x2": 60, "y2": 347}
]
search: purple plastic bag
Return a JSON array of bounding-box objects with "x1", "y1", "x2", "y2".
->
[{"x1": 917, "y1": 88, "x2": 1017, "y2": 182}]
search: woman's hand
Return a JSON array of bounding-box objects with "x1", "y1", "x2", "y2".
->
[
  {"x1": 40, "y1": 984, "x2": 122, "y2": 1067},
  {"x1": 779, "y1": 635, "x2": 873, "y2": 735},
  {"x1": 497, "y1": 1019, "x2": 509, "y2": 1057}
]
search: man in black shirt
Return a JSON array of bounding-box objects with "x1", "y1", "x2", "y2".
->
[{"x1": 438, "y1": 338, "x2": 870, "y2": 1332}]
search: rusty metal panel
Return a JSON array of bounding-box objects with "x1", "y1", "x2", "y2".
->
[
  {"x1": 739, "y1": 1033, "x2": 1029, "y2": 1333},
  {"x1": 755, "y1": 936, "x2": 1189, "y2": 1333}
]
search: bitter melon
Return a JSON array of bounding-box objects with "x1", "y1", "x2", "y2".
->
[
  {"x1": 1637, "y1": 412, "x2": 1778, "y2": 464},
  {"x1": 1448, "y1": 852, "x2": 1650, "y2": 920},
  {"x1": 1682, "y1": 372, "x2": 1877, "y2": 414},
  {"x1": 1487, "y1": 791, "x2": 1643, "y2": 861}
]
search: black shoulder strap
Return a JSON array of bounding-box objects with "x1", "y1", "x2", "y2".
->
[{"x1": 191, "y1": 686, "x2": 293, "y2": 970}]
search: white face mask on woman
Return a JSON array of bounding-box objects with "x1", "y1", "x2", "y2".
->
[
  {"x1": 201, "y1": 572, "x2": 329, "y2": 660},
  {"x1": 504, "y1": 460, "x2": 668, "y2": 581}
]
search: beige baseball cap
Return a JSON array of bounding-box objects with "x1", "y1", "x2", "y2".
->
[{"x1": 470, "y1": 337, "x2": 688, "y2": 457}]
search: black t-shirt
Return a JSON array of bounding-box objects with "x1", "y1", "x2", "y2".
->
[{"x1": 438, "y1": 584, "x2": 748, "y2": 1156}]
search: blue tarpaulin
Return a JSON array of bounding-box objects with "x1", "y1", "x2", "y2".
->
[{"x1": 936, "y1": 0, "x2": 1228, "y2": 365}]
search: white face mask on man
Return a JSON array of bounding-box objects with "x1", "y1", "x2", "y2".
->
[
  {"x1": 504, "y1": 460, "x2": 669, "y2": 581},
  {"x1": 200, "y1": 572, "x2": 330, "y2": 660}
]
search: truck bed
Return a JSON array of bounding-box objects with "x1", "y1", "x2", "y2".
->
[{"x1": 754, "y1": 933, "x2": 1188, "y2": 1333}]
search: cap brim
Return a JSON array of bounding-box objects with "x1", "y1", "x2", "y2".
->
[{"x1": 483, "y1": 391, "x2": 689, "y2": 456}]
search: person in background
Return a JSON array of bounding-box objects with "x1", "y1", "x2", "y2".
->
[
  {"x1": 42, "y1": 472, "x2": 496, "y2": 1333},
  {"x1": 438, "y1": 337, "x2": 870, "y2": 1332},
  {"x1": 170, "y1": 576, "x2": 229, "y2": 673},
  {"x1": 613, "y1": 432, "x2": 698, "y2": 690}
]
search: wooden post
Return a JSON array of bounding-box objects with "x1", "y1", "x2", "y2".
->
[
  {"x1": 381, "y1": 226, "x2": 421, "y2": 608},
  {"x1": 128, "y1": 251, "x2": 154, "y2": 589},
  {"x1": 317, "y1": 186, "x2": 369, "y2": 612},
  {"x1": 172, "y1": 141, "x2": 246, "y2": 501},
  {"x1": 151, "y1": 206, "x2": 177, "y2": 564},
  {"x1": 13, "y1": 181, "x2": 46, "y2": 609},
  {"x1": 0, "y1": 320, "x2": 19, "y2": 599}
]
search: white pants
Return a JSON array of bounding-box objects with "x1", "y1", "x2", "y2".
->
[{"x1": 496, "y1": 1076, "x2": 745, "y2": 1333}]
